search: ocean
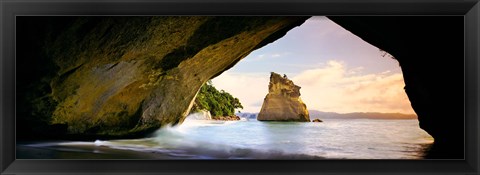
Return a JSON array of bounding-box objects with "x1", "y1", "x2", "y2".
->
[{"x1": 17, "y1": 115, "x2": 434, "y2": 159}]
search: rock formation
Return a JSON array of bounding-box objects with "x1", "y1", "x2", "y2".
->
[
  {"x1": 328, "y1": 16, "x2": 464, "y2": 158},
  {"x1": 187, "y1": 110, "x2": 239, "y2": 121},
  {"x1": 16, "y1": 16, "x2": 309, "y2": 139},
  {"x1": 212, "y1": 115, "x2": 241, "y2": 121},
  {"x1": 15, "y1": 15, "x2": 464, "y2": 158},
  {"x1": 257, "y1": 72, "x2": 310, "y2": 122},
  {"x1": 187, "y1": 110, "x2": 212, "y2": 120}
]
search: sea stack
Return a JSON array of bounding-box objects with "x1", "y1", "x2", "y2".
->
[{"x1": 257, "y1": 72, "x2": 310, "y2": 122}]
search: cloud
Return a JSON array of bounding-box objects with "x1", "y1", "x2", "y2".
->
[
  {"x1": 210, "y1": 17, "x2": 414, "y2": 114},
  {"x1": 243, "y1": 52, "x2": 291, "y2": 62},
  {"x1": 212, "y1": 60, "x2": 415, "y2": 114},
  {"x1": 271, "y1": 54, "x2": 281, "y2": 58},
  {"x1": 211, "y1": 72, "x2": 270, "y2": 113},
  {"x1": 291, "y1": 60, "x2": 414, "y2": 114}
]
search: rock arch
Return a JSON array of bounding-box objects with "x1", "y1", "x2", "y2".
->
[
  {"x1": 328, "y1": 16, "x2": 464, "y2": 159},
  {"x1": 16, "y1": 16, "x2": 464, "y2": 158}
]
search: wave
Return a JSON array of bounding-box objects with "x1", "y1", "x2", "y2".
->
[
  {"x1": 18, "y1": 115, "x2": 431, "y2": 159},
  {"x1": 168, "y1": 112, "x2": 241, "y2": 133}
]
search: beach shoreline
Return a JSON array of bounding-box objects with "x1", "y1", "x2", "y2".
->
[{"x1": 17, "y1": 141, "x2": 324, "y2": 160}]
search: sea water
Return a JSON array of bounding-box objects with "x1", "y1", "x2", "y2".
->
[{"x1": 20, "y1": 116, "x2": 434, "y2": 159}]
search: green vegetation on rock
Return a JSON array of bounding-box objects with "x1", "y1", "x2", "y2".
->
[{"x1": 191, "y1": 81, "x2": 243, "y2": 117}]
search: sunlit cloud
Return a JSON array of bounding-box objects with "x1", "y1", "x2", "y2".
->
[
  {"x1": 291, "y1": 60, "x2": 414, "y2": 114},
  {"x1": 212, "y1": 60, "x2": 415, "y2": 114},
  {"x1": 211, "y1": 72, "x2": 270, "y2": 113},
  {"x1": 211, "y1": 16, "x2": 414, "y2": 115}
]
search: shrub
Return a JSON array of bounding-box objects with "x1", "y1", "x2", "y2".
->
[{"x1": 191, "y1": 81, "x2": 243, "y2": 117}]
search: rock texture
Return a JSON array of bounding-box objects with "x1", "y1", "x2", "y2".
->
[
  {"x1": 212, "y1": 116, "x2": 241, "y2": 121},
  {"x1": 187, "y1": 110, "x2": 212, "y2": 120},
  {"x1": 257, "y1": 72, "x2": 310, "y2": 122},
  {"x1": 16, "y1": 16, "x2": 464, "y2": 158},
  {"x1": 16, "y1": 16, "x2": 309, "y2": 139},
  {"x1": 328, "y1": 16, "x2": 464, "y2": 158}
]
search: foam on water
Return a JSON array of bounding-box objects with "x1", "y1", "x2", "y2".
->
[{"x1": 19, "y1": 113, "x2": 434, "y2": 159}]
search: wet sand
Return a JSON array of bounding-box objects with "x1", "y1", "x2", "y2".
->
[
  {"x1": 17, "y1": 143, "x2": 171, "y2": 159},
  {"x1": 16, "y1": 141, "x2": 323, "y2": 160}
]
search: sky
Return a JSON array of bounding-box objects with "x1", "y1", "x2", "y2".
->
[{"x1": 211, "y1": 16, "x2": 415, "y2": 114}]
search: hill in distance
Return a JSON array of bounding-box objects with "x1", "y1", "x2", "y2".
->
[
  {"x1": 308, "y1": 110, "x2": 417, "y2": 120},
  {"x1": 237, "y1": 110, "x2": 417, "y2": 120}
]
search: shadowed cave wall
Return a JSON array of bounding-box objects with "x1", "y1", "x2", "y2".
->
[
  {"x1": 328, "y1": 16, "x2": 464, "y2": 159},
  {"x1": 16, "y1": 16, "x2": 464, "y2": 158},
  {"x1": 16, "y1": 16, "x2": 309, "y2": 139}
]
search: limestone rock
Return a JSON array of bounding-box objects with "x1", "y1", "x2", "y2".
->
[
  {"x1": 212, "y1": 115, "x2": 240, "y2": 121},
  {"x1": 257, "y1": 72, "x2": 310, "y2": 122},
  {"x1": 187, "y1": 110, "x2": 212, "y2": 120},
  {"x1": 328, "y1": 16, "x2": 464, "y2": 158},
  {"x1": 16, "y1": 16, "x2": 309, "y2": 138}
]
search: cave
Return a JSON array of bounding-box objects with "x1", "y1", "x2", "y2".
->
[
  {"x1": 16, "y1": 16, "x2": 464, "y2": 159},
  {"x1": 328, "y1": 17, "x2": 464, "y2": 159}
]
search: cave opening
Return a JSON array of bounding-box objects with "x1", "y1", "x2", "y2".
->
[
  {"x1": 212, "y1": 16, "x2": 418, "y2": 117},
  {"x1": 205, "y1": 16, "x2": 464, "y2": 159},
  {"x1": 205, "y1": 16, "x2": 434, "y2": 159},
  {"x1": 15, "y1": 16, "x2": 464, "y2": 159}
]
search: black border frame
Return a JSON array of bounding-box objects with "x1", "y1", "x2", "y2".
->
[{"x1": 1, "y1": 0, "x2": 479, "y2": 174}]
